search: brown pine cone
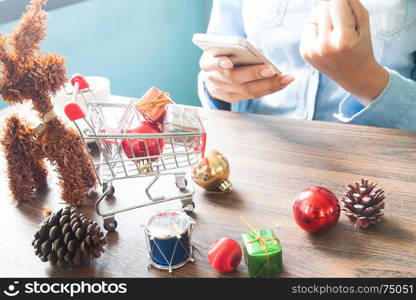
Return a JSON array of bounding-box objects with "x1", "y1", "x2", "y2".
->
[
  {"x1": 32, "y1": 207, "x2": 106, "y2": 265},
  {"x1": 341, "y1": 179, "x2": 385, "y2": 229}
]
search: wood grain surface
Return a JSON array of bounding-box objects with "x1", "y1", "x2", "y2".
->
[{"x1": 0, "y1": 100, "x2": 415, "y2": 278}]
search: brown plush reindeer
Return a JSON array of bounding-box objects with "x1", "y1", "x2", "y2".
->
[{"x1": 0, "y1": 0, "x2": 97, "y2": 205}]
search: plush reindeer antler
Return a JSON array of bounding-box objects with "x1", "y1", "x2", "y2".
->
[
  {"x1": 10, "y1": 0, "x2": 47, "y2": 60},
  {"x1": 1, "y1": 0, "x2": 97, "y2": 206},
  {"x1": 0, "y1": 0, "x2": 66, "y2": 113}
]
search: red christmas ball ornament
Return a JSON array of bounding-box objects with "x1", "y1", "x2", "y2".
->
[
  {"x1": 208, "y1": 237, "x2": 242, "y2": 273},
  {"x1": 121, "y1": 121, "x2": 164, "y2": 161},
  {"x1": 293, "y1": 186, "x2": 340, "y2": 234}
]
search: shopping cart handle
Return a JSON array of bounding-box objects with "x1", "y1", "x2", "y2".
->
[
  {"x1": 70, "y1": 73, "x2": 90, "y2": 90},
  {"x1": 64, "y1": 102, "x2": 86, "y2": 121}
]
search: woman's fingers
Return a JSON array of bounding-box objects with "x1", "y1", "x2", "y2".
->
[
  {"x1": 317, "y1": 2, "x2": 333, "y2": 55},
  {"x1": 200, "y1": 54, "x2": 234, "y2": 72},
  {"x1": 300, "y1": 8, "x2": 319, "y2": 58},
  {"x1": 327, "y1": 0, "x2": 358, "y2": 49},
  {"x1": 200, "y1": 36, "x2": 296, "y2": 102},
  {"x1": 215, "y1": 64, "x2": 277, "y2": 85},
  {"x1": 328, "y1": 0, "x2": 356, "y2": 32},
  {"x1": 204, "y1": 79, "x2": 245, "y2": 102},
  {"x1": 345, "y1": 0, "x2": 369, "y2": 31},
  {"x1": 318, "y1": 1, "x2": 333, "y2": 35},
  {"x1": 205, "y1": 73, "x2": 294, "y2": 102},
  {"x1": 241, "y1": 75, "x2": 294, "y2": 98}
]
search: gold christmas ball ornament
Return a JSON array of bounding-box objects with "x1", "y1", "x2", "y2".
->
[{"x1": 191, "y1": 150, "x2": 232, "y2": 192}]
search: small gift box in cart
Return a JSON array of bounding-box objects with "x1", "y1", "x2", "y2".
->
[
  {"x1": 64, "y1": 75, "x2": 206, "y2": 232},
  {"x1": 163, "y1": 104, "x2": 201, "y2": 147}
]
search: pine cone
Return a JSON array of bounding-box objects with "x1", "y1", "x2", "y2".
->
[
  {"x1": 32, "y1": 207, "x2": 106, "y2": 265},
  {"x1": 341, "y1": 179, "x2": 385, "y2": 229}
]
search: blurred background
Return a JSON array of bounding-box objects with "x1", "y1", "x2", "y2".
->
[{"x1": 0, "y1": 0, "x2": 212, "y2": 110}]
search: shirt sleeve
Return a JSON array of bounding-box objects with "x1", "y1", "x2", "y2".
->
[
  {"x1": 334, "y1": 68, "x2": 416, "y2": 130},
  {"x1": 197, "y1": 0, "x2": 245, "y2": 110}
]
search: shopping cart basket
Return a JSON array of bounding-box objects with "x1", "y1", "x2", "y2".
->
[{"x1": 64, "y1": 74, "x2": 206, "y2": 231}]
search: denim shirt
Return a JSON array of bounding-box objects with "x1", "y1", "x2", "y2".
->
[{"x1": 198, "y1": 0, "x2": 416, "y2": 130}]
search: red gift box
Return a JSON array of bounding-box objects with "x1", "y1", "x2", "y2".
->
[{"x1": 135, "y1": 87, "x2": 174, "y2": 123}]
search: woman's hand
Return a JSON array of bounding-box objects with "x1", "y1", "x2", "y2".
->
[
  {"x1": 300, "y1": 0, "x2": 389, "y2": 104},
  {"x1": 200, "y1": 53, "x2": 295, "y2": 103}
]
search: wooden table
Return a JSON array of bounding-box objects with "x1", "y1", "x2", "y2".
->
[{"x1": 0, "y1": 100, "x2": 415, "y2": 278}]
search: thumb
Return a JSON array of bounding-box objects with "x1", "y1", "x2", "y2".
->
[
  {"x1": 279, "y1": 74, "x2": 295, "y2": 86},
  {"x1": 200, "y1": 53, "x2": 234, "y2": 72}
]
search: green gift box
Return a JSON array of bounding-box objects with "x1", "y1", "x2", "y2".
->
[{"x1": 241, "y1": 229, "x2": 282, "y2": 278}]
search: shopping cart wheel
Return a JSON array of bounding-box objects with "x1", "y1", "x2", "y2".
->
[
  {"x1": 175, "y1": 172, "x2": 188, "y2": 190},
  {"x1": 108, "y1": 186, "x2": 115, "y2": 197},
  {"x1": 102, "y1": 183, "x2": 115, "y2": 197},
  {"x1": 181, "y1": 197, "x2": 195, "y2": 213},
  {"x1": 103, "y1": 217, "x2": 118, "y2": 232}
]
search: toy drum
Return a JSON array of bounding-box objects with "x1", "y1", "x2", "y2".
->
[{"x1": 144, "y1": 210, "x2": 195, "y2": 272}]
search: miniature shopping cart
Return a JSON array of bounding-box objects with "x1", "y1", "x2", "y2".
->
[{"x1": 64, "y1": 74, "x2": 206, "y2": 232}]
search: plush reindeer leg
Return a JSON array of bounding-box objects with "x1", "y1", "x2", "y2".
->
[
  {"x1": 39, "y1": 118, "x2": 97, "y2": 206},
  {"x1": 31, "y1": 156, "x2": 48, "y2": 190},
  {"x1": 1, "y1": 114, "x2": 47, "y2": 203}
]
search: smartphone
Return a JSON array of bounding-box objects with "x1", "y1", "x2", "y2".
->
[{"x1": 192, "y1": 33, "x2": 280, "y2": 74}]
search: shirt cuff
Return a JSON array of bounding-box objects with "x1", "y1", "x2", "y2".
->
[
  {"x1": 334, "y1": 68, "x2": 416, "y2": 129},
  {"x1": 197, "y1": 72, "x2": 231, "y2": 111}
]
